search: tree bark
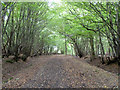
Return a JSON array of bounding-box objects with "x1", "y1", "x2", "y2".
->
[
  {"x1": 99, "y1": 31, "x2": 105, "y2": 64},
  {"x1": 117, "y1": 1, "x2": 120, "y2": 60},
  {"x1": 89, "y1": 35, "x2": 95, "y2": 61},
  {"x1": 65, "y1": 35, "x2": 67, "y2": 55}
]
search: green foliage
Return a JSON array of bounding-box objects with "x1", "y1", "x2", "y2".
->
[{"x1": 2, "y1": 1, "x2": 120, "y2": 60}]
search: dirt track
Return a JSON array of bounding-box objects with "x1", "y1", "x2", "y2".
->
[{"x1": 3, "y1": 55, "x2": 118, "y2": 88}]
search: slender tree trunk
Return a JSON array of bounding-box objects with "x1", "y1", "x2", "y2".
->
[
  {"x1": 0, "y1": 3, "x2": 2, "y2": 59},
  {"x1": 65, "y1": 35, "x2": 67, "y2": 55},
  {"x1": 99, "y1": 31, "x2": 105, "y2": 64},
  {"x1": 74, "y1": 42, "x2": 83, "y2": 58},
  {"x1": 89, "y1": 35, "x2": 95, "y2": 61},
  {"x1": 71, "y1": 45, "x2": 73, "y2": 56},
  {"x1": 50, "y1": 47, "x2": 53, "y2": 54},
  {"x1": 117, "y1": 1, "x2": 120, "y2": 61},
  {"x1": 73, "y1": 44, "x2": 78, "y2": 56},
  {"x1": 71, "y1": 38, "x2": 83, "y2": 58},
  {"x1": 7, "y1": 7, "x2": 14, "y2": 56}
]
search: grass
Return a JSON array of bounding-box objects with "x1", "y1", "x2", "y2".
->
[
  {"x1": 3, "y1": 77, "x2": 13, "y2": 84},
  {"x1": 6, "y1": 59, "x2": 15, "y2": 63},
  {"x1": 3, "y1": 80, "x2": 8, "y2": 84},
  {"x1": 8, "y1": 77, "x2": 13, "y2": 80},
  {"x1": 30, "y1": 64, "x2": 32, "y2": 66}
]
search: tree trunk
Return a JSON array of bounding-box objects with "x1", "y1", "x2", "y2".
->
[
  {"x1": 71, "y1": 45, "x2": 73, "y2": 56},
  {"x1": 0, "y1": 3, "x2": 2, "y2": 59},
  {"x1": 99, "y1": 31, "x2": 105, "y2": 64},
  {"x1": 89, "y1": 35, "x2": 95, "y2": 61},
  {"x1": 65, "y1": 35, "x2": 67, "y2": 55},
  {"x1": 74, "y1": 42, "x2": 83, "y2": 58},
  {"x1": 117, "y1": 1, "x2": 120, "y2": 61}
]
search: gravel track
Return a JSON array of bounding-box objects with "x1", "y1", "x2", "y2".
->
[{"x1": 3, "y1": 55, "x2": 118, "y2": 88}]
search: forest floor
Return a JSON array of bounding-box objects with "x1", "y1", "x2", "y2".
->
[{"x1": 2, "y1": 55, "x2": 118, "y2": 88}]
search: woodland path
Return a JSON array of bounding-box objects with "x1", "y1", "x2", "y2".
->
[{"x1": 3, "y1": 55, "x2": 118, "y2": 88}]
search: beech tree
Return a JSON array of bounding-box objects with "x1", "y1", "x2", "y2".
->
[{"x1": 1, "y1": 1, "x2": 120, "y2": 64}]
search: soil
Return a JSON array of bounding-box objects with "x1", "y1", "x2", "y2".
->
[
  {"x1": 2, "y1": 55, "x2": 118, "y2": 88},
  {"x1": 75, "y1": 55, "x2": 119, "y2": 74}
]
